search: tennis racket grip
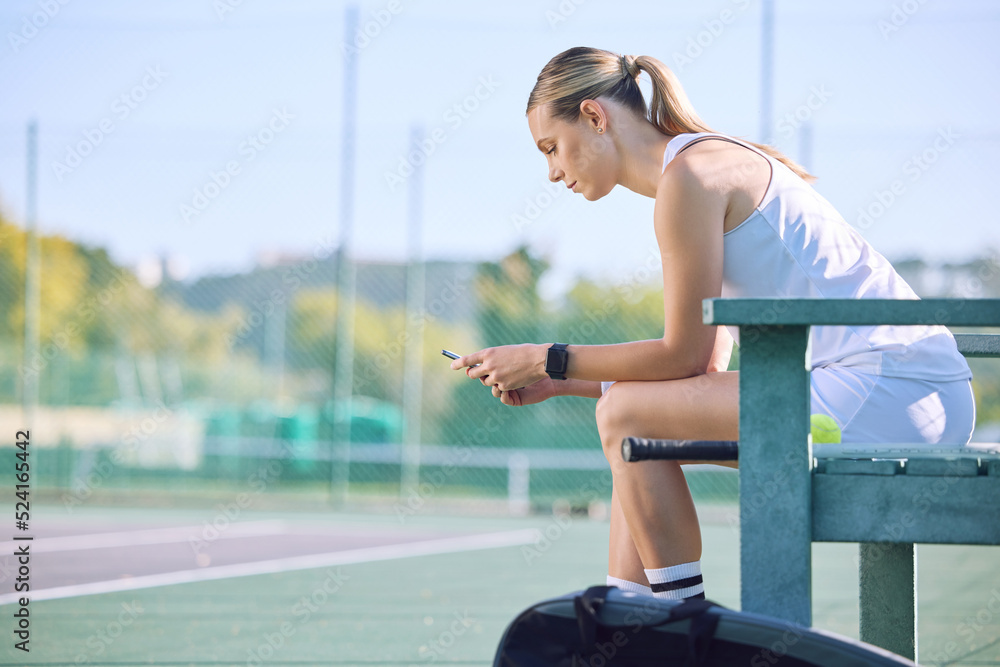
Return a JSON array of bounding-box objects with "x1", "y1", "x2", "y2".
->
[{"x1": 621, "y1": 437, "x2": 739, "y2": 462}]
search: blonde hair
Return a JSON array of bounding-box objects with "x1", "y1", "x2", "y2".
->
[{"x1": 525, "y1": 47, "x2": 816, "y2": 183}]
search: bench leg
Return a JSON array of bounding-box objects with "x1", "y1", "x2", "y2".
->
[
  {"x1": 859, "y1": 542, "x2": 916, "y2": 661},
  {"x1": 738, "y1": 324, "x2": 813, "y2": 627}
]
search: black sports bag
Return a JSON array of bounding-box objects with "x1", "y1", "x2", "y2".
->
[{"x1": 493, "y1": 585, "x2": 916, "y2": 666}]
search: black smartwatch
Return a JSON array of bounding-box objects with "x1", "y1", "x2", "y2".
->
[{"x1": 545, "y1": 343, "x2": 569, "y2": 380}]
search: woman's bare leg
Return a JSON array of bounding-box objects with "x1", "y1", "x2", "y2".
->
[
  {"x1": 608, "y1": 484, "x2": 649, "y2": 585},
  {"x1": 597, "y1": 371, "x2": 739, "y2": 570}
]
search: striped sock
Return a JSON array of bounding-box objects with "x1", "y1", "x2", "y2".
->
[
  {"x1": 644, "y1": 561, "x2": 705, "y2": 600},
  {"x1": 606, "y1": 575, "x2": 654, "y2": 597}
]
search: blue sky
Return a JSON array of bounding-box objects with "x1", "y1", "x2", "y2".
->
[{"x1": 1, "y1": 0, "x2": 998, "y2": 301}]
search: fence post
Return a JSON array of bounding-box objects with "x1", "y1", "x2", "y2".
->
[{"x1": 508, "y1": 453, "x2": 530, "y2": 516}]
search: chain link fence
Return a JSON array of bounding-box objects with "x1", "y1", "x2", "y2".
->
[
  {"x1": 4, "y1": 214, "x2": 1000, "y2": 518},
  {"x1": 0, "y1": 226, "x2": 751, "y2": 515}
]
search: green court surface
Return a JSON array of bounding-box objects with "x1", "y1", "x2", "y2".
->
[{"x1": 0, "y1": 502, "x2": 997, "y2": 666}]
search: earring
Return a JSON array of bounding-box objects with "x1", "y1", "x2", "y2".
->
[{"x1": 597, "y1": 128, "x2": 604, "y2": 133}]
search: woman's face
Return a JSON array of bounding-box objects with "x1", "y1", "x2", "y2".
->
[{"x1": 527, "y1": 102, "x2": 617, "y2": 201}]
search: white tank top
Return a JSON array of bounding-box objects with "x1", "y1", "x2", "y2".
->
[{"x1": 663, "y1": 132, "x2": 972, "y2": 381}]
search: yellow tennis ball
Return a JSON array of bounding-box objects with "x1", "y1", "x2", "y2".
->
[{"x1": 810, "y1": 414, "x2": 842, "y2": 444}]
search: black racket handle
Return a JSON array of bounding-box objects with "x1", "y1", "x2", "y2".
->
[{"x1": 622, "y1": 438, "x2": 739, "y2": 462}]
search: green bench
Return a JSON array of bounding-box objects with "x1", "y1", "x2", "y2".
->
[{"x1": 623, "y1": 297, "x2": 1000, "y2": 662}]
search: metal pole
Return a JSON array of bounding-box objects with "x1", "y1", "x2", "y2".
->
[
  {"x1": 264, "y1": 296, "x2": 286, "y2": 393},
  {"x1": 759, "y1": 0, "x2": 775, "y2": 144},
  {"x1": 22, "y1": 120, "x2": 40, "y2": 437},
  {"x1": 331, "y1": 4, "x2": 360, "y2": 505},
  {"x1": 401, "y1": 123, "x2": 426, "y2": 497}
]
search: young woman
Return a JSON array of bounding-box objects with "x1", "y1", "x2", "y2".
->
[{"x1": 449, "y1": 47, "x2": 974, "y2": 602}]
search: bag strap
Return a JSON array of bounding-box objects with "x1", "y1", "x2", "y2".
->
[
  {"x1": 573, "y1": 585, "x2": 611, "y2": 650},
  {"x1": 680, "y1": 599, "x2": 722, "y2": 665},
  {"x1": 573, "y1": 586, "x2": 723, "y2": 664}
]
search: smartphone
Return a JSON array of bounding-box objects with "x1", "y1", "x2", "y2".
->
[{"x1": 441, "y1": 349, "x2": 480, "y2": 367}]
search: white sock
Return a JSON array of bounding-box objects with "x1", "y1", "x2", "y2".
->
[
  {"x1": 643, "y1": 561, "x2": 705, "y2": 600},
  {"x1": 606, "y1": 575, "x2": 653, "y2": 596}
]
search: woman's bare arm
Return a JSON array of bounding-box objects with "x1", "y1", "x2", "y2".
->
[
  {"x1": 457, "y1": 151, "x2": 732, "y2": 392},
  {"x1": 550, "y1": 378, "x2": 603, "y2": 399},
  {"x1": 561, "y1": 156, "x2": 729, "y2": 383},
  {"x1": 547, "y1": 331, "x2": 729, "y2": 401}
]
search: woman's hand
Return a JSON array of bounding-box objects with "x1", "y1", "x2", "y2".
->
[
  {"x1": 493, "y1": 376, "x2": 557, "y2": 406},
  {"x1": 449, "y1": 343, "x2": 549, "y2": 392}
]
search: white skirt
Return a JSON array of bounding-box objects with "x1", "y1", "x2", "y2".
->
[{"x1": 810, "y1": 365, "x2": 975, "y2": 445}]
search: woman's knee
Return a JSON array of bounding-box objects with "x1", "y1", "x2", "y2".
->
[
  {"x1": 595, "y1": 381, "x2": 629, "y2": 438},
  {"x1": 596, "y1": 384, "x2": 638, "y2": 463}
]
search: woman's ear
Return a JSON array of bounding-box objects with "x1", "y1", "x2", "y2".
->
[{"x1": 578, "y1": 98, "x2": 607, "y2": 133}]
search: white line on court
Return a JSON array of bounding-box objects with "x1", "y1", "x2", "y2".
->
[
  {"x1": 0, "y1": 529, "x2": 540, "y2": 606},
  {"x1": 0, "y1": 520, "x2": 287, "y2": 554}
]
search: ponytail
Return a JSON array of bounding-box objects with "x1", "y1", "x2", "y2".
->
[{"x1": 526, "y1": 47, "x2": 816, "y2": 183}]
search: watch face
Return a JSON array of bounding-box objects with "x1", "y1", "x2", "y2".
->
[{"x1": 546, "y1": 347, "x2": 567, "y2": 372}]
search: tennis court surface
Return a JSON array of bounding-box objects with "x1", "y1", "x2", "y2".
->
[{"x1": 0, "y1": 501, "x2": 997, "y2": 666}]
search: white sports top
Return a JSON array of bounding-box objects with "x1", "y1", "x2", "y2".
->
[{"x1": 663, "y1": 132, "x2": 972, "y2": 381}]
